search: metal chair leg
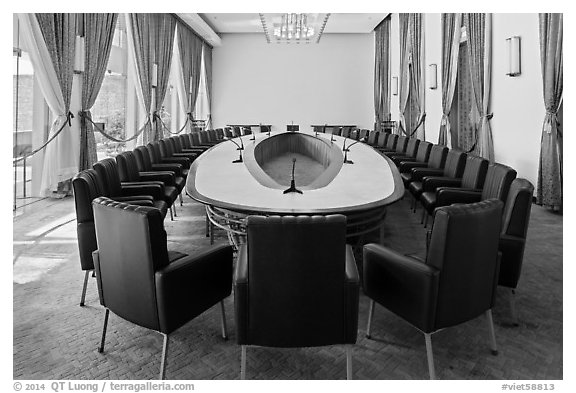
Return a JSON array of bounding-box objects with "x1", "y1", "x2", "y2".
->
[
  {"x1": 240, "y1": 345, "x2": 247, "y2": 380},
  {"x1": 173, "y1": 204, "x2": 177, "y2": 217},
  {"x1": 510, "y1": 289, "x2": 519, "y2": 326},
  {"x1": 98, "y1": 308, "x2": 110, "y2": 353},
  {"x1": 220, "y1": 301, "x2": 228, "y2": 340},
  {"x1": 366, "y1": 299, "x2": 375, "y2": 338},
  {"x1": 486, "y1": 309, "x2": 498, "y2": 355},
  {"x1": 159, "y1": 333, "x2": 169, "y2": 380},
  {"x1": 80, "y1": 270, "x2": 90, "y2": 306},
  {"x1": 423, "y1": 213, "x2": 429, "y2": 228},
  {"x1": 420, "y1": 209, "x2": 426, "y2": 224},
  {"x1": 169, "y1": 206, "x2": 174, "y2": 221},
  {"x1": 346, "y1": 346, "x2": 353, "y2": 380},
  {"x1": 205, "y1": 213, "x2": 210, "y2": 237},
  {"x1": 424, "y1": 333, "x2": 436, "y2": 380},
  {"x1": 210, "y1": 221, "x2": 214, "y2": 245},
  {"x1": 179, "y1": 192, "x2": 183, "y2": 206}
]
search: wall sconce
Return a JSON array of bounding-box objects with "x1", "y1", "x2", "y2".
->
[
  {"x1": 392, "y1": 76, "x2": 398, "y2": 96},
  {"x1": 152, "y1": 63, "x2": 158, "y2": 88},
  {"x1": 73, "y1": 36, "x2": 85, "y2": 74},
  {"x1": 428, "y1": 64, "x2": 438, "y2": 89},
  {"x1": 506, "y1": 36, "x2": 521, "y2": 77}
]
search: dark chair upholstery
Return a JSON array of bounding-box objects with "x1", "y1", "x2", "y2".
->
[
  {"x1": 419, "y1": 155, "x2": 489, "y2": 224},
  {"x1": 190, "y1": 132, "x2": 213, "y2": 149},
  {"x1": 376, "y1": 133, "x2": 392, "y2": 149},
  {"x1": 92, "y1": 197, "x2": 233, "y2": 379},
  {"x1": 174, "y1": 135, "x2": 205, "y2": 156},
  {"x1": 234, "y1": 215, "x2": 360, "y2": 379},
  {"x1": 386, "y1": 137, "x2": 420, "y2": 161},
  {"x1": 224, "y1": 128, "x2": 233, "y2": 138},
  {"x1": 408, "y1": 150, "x2": 466, "y2": 206},
  {"x1": 498, "y1": 178, "x2": 534, "y2": 324},
  {"x1": 395, "y1": 140, "x2": 433, "y2": 168},
  {"x1": 72, "y1": 169, "x2": 155, "y2": 306},
  {"x1": 116, "y1": 151, "x2": 179, "y2": 219},
  {"x1": 367, "y1": 130, "x2": 380, "y2": 146},
  {"x1": 93, "y1": 158, "x2": 169, "y2": 218},
  {"x1": 400, "y1": 144, "x2": 447, "y2": 186},
  {"x1": 134, "y1": 145, "x2": 186, "y2": 188},
  {"x1": 358, "y1": 129, "x2": 369, "y2": 141},
  {"x1": 341, "y1": 127, "x2": 352, "y2": 138},
  {"x1": 147, "y1": 142, "x2": 191, "y2": 171},
  {"x1": 215, "y1": 128, "x2": 224, "y2": 140},
  {"x1": 363, "y1": 199, "x2": 504, "y2": 379},
  {"x1": 159, "y1": 138, "x2": 197, "y2": 163},
  {"x1": 379, "y1": 134, "x2": 407, "y2": 154}
]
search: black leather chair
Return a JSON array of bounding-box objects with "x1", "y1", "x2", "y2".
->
[
  {"x1": 341, "y1": 127, "x2": 352, "y2": 138},
  {"x1": 159, "y1": 138, "x2": 197, "y2": 164},
  {"x1": 72, "y1": 169, "x2": 156, "y2": 306},
  {"x1": 498, "y1": 178, "x2": 534, "y2": 325},
  {"x1": 147, "y1": 142, "x2": 191, "y2": 172},
  {"x1": 363, "y1": 199, "x2": 504, "y2": 379},
  {"x1": 380, "y1": 135, "x2": 409, "y2": 156},
  {"x1": 224, "y1": 128, "x2": 233, "y2": 138},
  {"x1": 92, "y1": 197, "x2": 233, "y2": 380},
  {"x1": 366, "y1": 130, "x2": 380, "y2": 146},
  {"x1": 178, "y1": 134, "x2": 208, "y2": 155},
  {"x1": 93, "y1": 158, "x2": 169, "y2": 218},
  {"x1": 386, "y1": 137, "x2": 420, "y2": 162},
  {"x1": 399, "y1": 144, "x2": 447, "y2": 187},
  {"x1": 419, "y1": 155, "x2": 489, "y2": 226},
  {"x1": 215, "y1": 128, "x2": 225, "y2": 140},
  {"x1": 394, "y1": 140, "x2": 433, "y2": 168},
  {"x1": 358, "y1": 129, "x2": 369, "y2": 141},
  {"x1": 171, "y1": 135, "x2": 204, "y2": 156},
  {"x1": 134, "y1": 145, "x2": 186, "y2": 192},
  {"x1": 377, "y1": 133, "x2": 398, "y2": 152},
  {"x1": 116, "y1": 151, "x2": 179, "y2": 220},
  {"x1": 408, "y1": 150, "x2": 466, "y2": 211},
  {"x1": 190, "y1": 132, "x2": 214, "y2": 149},
  {"x1": 234, "y1": 215, "x2": 359, "y2": 379}
]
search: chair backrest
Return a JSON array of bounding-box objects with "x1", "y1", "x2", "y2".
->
[
  {"x1": 461, "y1": 155, "x2": 489, "y2": 189},
  {"x1": 260, "y1": 125, "x2": 270, "y2": 133},
  {"x1": 72, "y1": 169, "x2": 105, "y2": 271},
  {"x1": 241, "y1": 127, "x2": 252, "y2": 135},
  {"x1": 93, "y1": 158, "x2": 123, "y2": 197},
  {"x1": 359, "y1": 129, "x2": 369, "y2": 140},
  {"x1": 209, "y1": 129, "x2": 219, "y2": 140},
  {"x1": 481, "y1": 163, "x2": 517, "y2": 202},
  {"x1": 367, "y1": 130, "x2": 379, "y2": 145},
  {"x1": 404, "y1": 138, "x2": 420, "y2": 158},
  {"x1": 499, "y1": 178, "x2": 534, "y2": 288},
  {"x1": 134, "y1": 146, "x2": 153, "y2": 171},
  {"x1": 427, "y1": 199, "x2": 503, "y2": 331},
  {"x1": 341, "y1": 127, "x2": 351, "y2": 138},
  {"x1": 190, "y1": 132, "x2": 202, "y2": 146},
  {"x1": 170, "y1": 136, "x2": 183, "y2": 152},
  {"x1": 334, "y1": 127, "x2": 343, "y2": 136},
  {"x1": 146, "y1": 143, "x2": 162, "y2": 164},
  {"x1": 199, "y1": 130, "x2": 211, "y2": 143},
  {"x1": 224, "y1": 129, "x2": 233, "y2": 138},
  {"x1": 116, "y1": 151, "x2": 141, "y2": 182},
  {"x1": 394, "y1": 135, "x2": 407, "y2": 152},
  {"x1": 427, "y1": 145, "x2": 448, "y2": 169},
  {"x1": 216, "y1": 128, "x2": 224, "y2": 139},
  {"x1": 414, "y1": 141, "x2": 432, "y2": 163},
  {"x1": 93, "y1": 197, "x2": 169, "y2": 332},
  {"x1": 158, "y1": 139, "x2": 173, "y2": 158},
  {"x1": 442, "y1": 150, "x2": 466, "y2": 178},
  {"x1": 178, "y1": 134, "x2": 191, "y2": 149},
  {"x1": 232, "y1": 127, "x2": 242, "y2": 137},
  {"x1": 245, "y1": 215, "x2": 348, "y2": 347},
  {"x1": 385, "y1": 133, "x2": 397, "y2": 149}
]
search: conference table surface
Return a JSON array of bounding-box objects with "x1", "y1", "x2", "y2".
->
[{"x1": 185, "y1": 131, "x2": 404, "y2": 215}]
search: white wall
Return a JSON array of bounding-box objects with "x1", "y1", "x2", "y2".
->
[
  {"x1": 388, "y1": 13, "x2": 545, "y2": 186},
  {"x1": 212, "y1": 33, "x2": 374, "y2": 131}
]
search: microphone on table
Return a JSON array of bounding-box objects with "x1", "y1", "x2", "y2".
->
[
  {"x1": 225, "y1": 136, "x2": 244, "y2": 163},
  {"x1": 283, "y1": 157, "x2": 303, "y2": 194},
  {"x1": 343, "y1": 137, "x2": 367, "y2": 165},
  {"x1": 342, "y1": 136, "x2": 349, "y2": 151}
]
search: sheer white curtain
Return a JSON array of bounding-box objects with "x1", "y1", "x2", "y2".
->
[
  {"x1": 17, "y1": 13, "x2": 79, "y2": 197},
  {"x1": 171, "y1": 29, "x2": 189, "y2": 130}
]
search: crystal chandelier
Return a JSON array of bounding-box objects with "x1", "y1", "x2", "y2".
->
[{"x1": 260, "y1": 13, "x2": 330, "y2": 44}]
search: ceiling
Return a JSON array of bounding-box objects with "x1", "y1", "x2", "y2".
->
[{"x1": 199, "y1": 13, "x2": 388, "y2": 34}]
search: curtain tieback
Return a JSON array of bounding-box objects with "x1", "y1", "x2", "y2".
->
[
  {"x1": 440, "y1": 114, "x2": 449, "y2": 126},
  {"x1": 481, "y1": 113, "x2": 494, "y2": 120},
  {"x1": 544, "y1": 111, "x2": 560, "y2": 134},
  {"x1": 65, "y1": 111, "x2": 74, "y2": 126}
]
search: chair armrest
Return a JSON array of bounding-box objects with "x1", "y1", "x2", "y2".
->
[
  {"x1": 411, "y1": 168, "x2": 444, "y2": 182},
  {"x1": 112, "y1": 195, "x2": 154, "y2": 204},
  {"x1": 436, "y1": 187, "x2": 482, "y2": 207},
  {"x1": 120, "y1": 183, "x2": 163, "y2": 201},
  {"x1": 139, "y1": 171, "x2": 176, "y2": 187},
  {"x1": 155, "y1": 244, "x2": 234, "y2": 334},
  {"x1": 161, "y1": 156, "x2": 191, "y2": 169},
  {"x1": 363, "y1": 243, "x2": 439, "y2": 332},
  {"x1": 234, "y1": 245, "x2": 249, "y2": 344},
  {"x1": 151, "y1": 163, "x2": 183, "y2": 177},
  {"x1": 398, "y1": 161, "x2": 428, "y2": 172},
  {"x1": 344, "y1": 245, "x2": 360, "y2": 343},
  {"x1": 422, "y1": 176, "x2": 462, "y2": 192}
]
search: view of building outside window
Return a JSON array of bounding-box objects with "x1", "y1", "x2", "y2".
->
[{"x1": 92, "y1": 19, "x2": 128, "y2": 160}]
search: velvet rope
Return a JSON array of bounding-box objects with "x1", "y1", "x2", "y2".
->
[
  {"x1": 80, "y1": 111, "x2": 150, "y2": 143},
  {"x1": 13, "y1": 111, "x2": 74, "y2": 164}
]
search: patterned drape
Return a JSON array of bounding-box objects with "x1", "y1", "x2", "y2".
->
[
  {"x1": 374, "y1": 16, "x2": 390, "y2": 133},
  {"x1": 35, "y1": 13, "x2": 78, "y2": 195},
  {"x1": 537, "y1": 13, "x2": 563, "y2": 209},
  {"x1": 203, "y1": 43, "x2": 213, "y2": 130},
  {"x1": 463, "y1": 13, "x2": 494, "y2": 161},
  {"x1": 152, "y1": 14, "x2": 176, "y2": 141},
  {"x1": 398, "y1": 13, "x2": 410, "y2": 136},
  {"x1": 177, "y1": 21, "x2": 204, "y2": 130},
  {"x1": 409, "y1": 13, "x2": 425, "y2": 139},
  {"x1": 438, "y1": 13, "x2": 462, "y2": 146},
  {"x1": 127, "y1": 13, "x2": 155, "y2": 145},
  {"x1": 79, "y1": 13, "x2": 118, "y2": 170}
]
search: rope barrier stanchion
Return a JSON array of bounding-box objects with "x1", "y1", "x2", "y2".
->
[{"x1": 13, "y1": 111, "x2": 75, "y2": 164}]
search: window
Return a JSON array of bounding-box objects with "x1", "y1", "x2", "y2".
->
[
  {"x1": 91, "y1": 17, "x2": 127, "y2": 159},
  {"x1": 194, "y1": 49, "x2": 209, "y2": 123},
  {"x1": 449, "y1": 24, "x2": 479, "y2": 151}
]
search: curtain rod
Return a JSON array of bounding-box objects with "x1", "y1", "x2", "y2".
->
[{"x1": 171, "y1": 13, "x2": 213, "y2": 49}]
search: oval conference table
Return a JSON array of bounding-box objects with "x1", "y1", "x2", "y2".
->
[{"x1": 185, "y1": 130, "x2": 404, "y2": 247}]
